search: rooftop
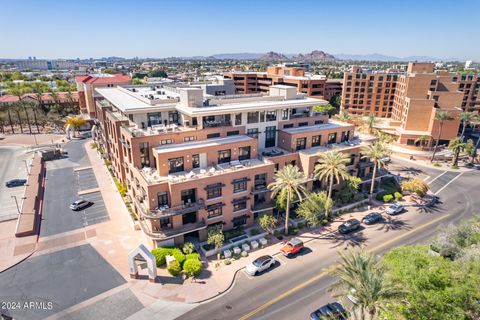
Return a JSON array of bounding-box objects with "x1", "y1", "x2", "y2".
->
[
  {"x1": 75, "y1": 74, "x2": 131, "y2": 84},
  {"x1": 153, "y1": 135, "x2": 254, "y2": 154},
  {"x1": 281, "y1": 121, "x2": 352, "y2": 135}
]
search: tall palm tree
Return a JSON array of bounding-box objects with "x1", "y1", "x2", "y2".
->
[
  {"x1": 10, "y1": 102, "x2": 24, "y2": 134},
  {"x1": 267, "y1": 165, "x2": 307, "y2": 235},
  {"x1": 313, "y1": 150, "x2": 351, "y2": 218},
  {"x1": 20, "y1": 101, "x2": 32, "y2": 134},
  {"x1": 5, "y1": 104, "x2": 15, "y2": 134},
  {"x1": 363, "y1": 115, "x2": 377, "y2": 134},
  {"x1": 361, "y1": 142, "x2": 389, "y2": 200},
  {"x1": 335, "y1": 111, "x2": 352, "y2": 123},
  {"x1": 448, "y1": 138, "x2": 466, "y2": 167},
  {"x1": 459, "y1": 112, "x2": 475, "y2": 139},
  {"x1": 329, "y1": 249, "x2": 404, "y2": 320},
  {"x1": 431, "y1": 111, "x2": 451, "y2": 163}
]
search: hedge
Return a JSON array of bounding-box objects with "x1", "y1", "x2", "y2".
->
[
  {"x1": 151, "y1": 247, "x2": 186, "y2": 267},
  {"x1": 167, "y1": 260, "x2": 181, "y2": 276},
  {"x1": 394, "y1": 192, "x2": 403, "y2": 201},
  {"x1": 383, "y1": 194, "x2": 394, "y2": 203},
  {"x1": 183, "y1": 259, "x2": 203, "y2": 277},
  {"x1": 185, "y1": 253, "x2": 200, "y2": 261}
]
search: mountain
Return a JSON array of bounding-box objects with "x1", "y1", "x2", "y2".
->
[
  {"x1": 333, "y1": 53, "x2": 460, "y2": 62},
  {"x1": 259, "y1": 51, "x2": 289, "y2": 61},
  {"x1": 211, "y1": 53, "x2": 263, "y2": 60},
  {"x1": 296, "y1": 50, "x2": 335, "y2": 61}
]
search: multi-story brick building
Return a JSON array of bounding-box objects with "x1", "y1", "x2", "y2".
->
[
  {"x1": 340, "y1": 63, "x2": 478, "y2": 149},
  {"x1": 75, "y1": 74, "x2": 131, "y2": 117},
  {"x1": 224, "y1": 65, "x2": 342, "y2": 101},
  {"x1": 93, "y1": 83, "x2": 373, "y2": 247}
]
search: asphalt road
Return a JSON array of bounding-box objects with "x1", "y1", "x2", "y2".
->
[{"x1": 179, "y1": 158, "x2": 480, "y2": 320}]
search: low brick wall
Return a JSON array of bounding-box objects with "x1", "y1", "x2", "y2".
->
[{"x1": 15, "y1": 155, "x2": 45, "y2": 237}]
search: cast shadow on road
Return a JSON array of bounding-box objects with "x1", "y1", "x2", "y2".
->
[
  {"x1": 375, "y1": 216, "x2": 411, "y2": 232},
  {"x1": 284, "y1": 247, "x2": 313, "y2": 259},
  {"x1": 388, "y1": 165, "x2": 424, "y2": 177},
  {"x1": 322, "y1": 228, "x2": 368, "y2": 249}
]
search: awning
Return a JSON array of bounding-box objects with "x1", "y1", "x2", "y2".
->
[
  {"x1": 204, "y1": 183, "x2": 225, "y2": 191},
  {"x1": 231, "y1": 196, "x2": 250, "y2": 204},
  {"x1": 231, "y1": 177, "x2": 250, "y2": 184},
  {"x1": 206, "y1": 202, "x2": 225, "y2": 210},
  {"x1": 232, "y1": 215, "x2": 249, "y2": 222}
]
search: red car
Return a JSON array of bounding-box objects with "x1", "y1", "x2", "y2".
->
[{"x1": 280, "y1": 238, "x2": 304, "y2": 256}]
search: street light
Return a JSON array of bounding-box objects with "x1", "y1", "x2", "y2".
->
[
  {"x1": 11, "y1": 196, "x2": 20, "y2": 214},
  {"x1": 23, "y1": 159, "x2": 30, "y2": 175}
]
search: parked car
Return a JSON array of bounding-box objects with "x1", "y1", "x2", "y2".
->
[
  {"x1": 280, "y1": 237, "x2": 304, "y2": 256},
  {"x1": 69, "y1": 199, "x2": 91, "y2": 211},
  {"x1": 5, "y1": 179, "x2": 27, "y2": 188},
  {"x1": 385, "y1": 204, "x2": 404, "y2": 215},
  {"x1": 362, "y1": 212, "x2": 383, "y2": 225},
  {"x1": 310, "y1": 302, "x2": 348, "y2": 320},
  {"x1": 338, "y1": 219, "x2": 361, "y2": 234},
  {"x1": 380, "y1": 156, "x2": 391, "y2": 164},
  {"x1": 245, "y1": 255, "x2": 275, "y2": 276}
]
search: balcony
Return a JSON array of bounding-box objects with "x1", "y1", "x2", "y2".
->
[
  {"x1": 122, "y1": 123, "x2": 197, "y2": 137},
  {"x1": 250, "y1": 201, "x2": 275, "y2": 213},
  {"x1": 203, "y1": 120, "x2": 232, "y2": 128},
  {"x1": 134, "y1": 196, "x2": 205, "y2": 219},
  {"x1": 251, "y1": 184, "x2": 269, "y2": 195},
  {"x1": 139, "y1": 218, "x2": 207, "y2": 240}
]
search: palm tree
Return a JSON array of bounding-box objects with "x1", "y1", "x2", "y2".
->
[
  {"x1": 362, "y1": 115, "x2": 377, "y2": 134},
  {"x1": 448, "y1": 138, "x2": 466, "y2": 167},
  {"x1": 10, "y1": 102, "x2": 24, "y2": 134},
  {"x1": 431, "y1": 111, "x2": 451, "y2": 163},
  {"x1": 267, "y1": 165, "x2": 307, "y2": 235},
  {"x1": 313, "y1": 150, "x2": 351, "y2": 218},
  {"x1": 335, "y1": 111, "x2": 352, "y2": 123},
  {"x1": 329, "y1": 249, "x2": 404, "y2": 320},
  {"x1": 414, "y1": 135, "x2": 430, "y2": 148},
  {"x1": 20, "y1": 101, "x2": 32, "y2": 134},
  {"x1": 459, "y1": 112, "x2": 475, "y2": 139},
  {"x1": 5, "y1": 104, "x2": 15, "y2": 134},
  {"x1": 361, "y1": 142, "x2": 389, "y2": 200}
]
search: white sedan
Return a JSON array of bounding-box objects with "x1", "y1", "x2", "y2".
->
[{"x1": 245, "y1": 255, "x2": 275, "y2": 276}]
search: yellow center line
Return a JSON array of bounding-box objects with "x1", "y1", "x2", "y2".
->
[{"x1": 239, "y1": 213, "x2": 450, "y2": 320}]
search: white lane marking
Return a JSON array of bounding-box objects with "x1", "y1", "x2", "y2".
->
[
  {"x1": 423, "y1": 175, "x2": 431, "y2": 182},
  {"x1": 276, "y1": 255, "x2": 288, "y2": 265},
  {"x1": 427, "y1": 171, "x2": 448, "y2": 185},
  {"x1": 435, "y1": 172, "x2": 463, "y2": 195}
]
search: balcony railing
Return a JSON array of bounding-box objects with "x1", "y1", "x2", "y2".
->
[
  {"x1": 203, "y1": 120, "x2": 232, "y2": 128},
  {"x1": 251, "y1": 184, "x2": 269, "y2": 194},
  {"x1": 139, "y1": 218, "x2": 207, "y2": 240},
  {"x1": 134, "y1": 196, "x2": 205, "y2": 219}
]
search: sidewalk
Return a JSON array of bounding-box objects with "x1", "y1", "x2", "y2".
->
[{"x1": 391, "y1": 154, "x2": 474, "y2": 173}]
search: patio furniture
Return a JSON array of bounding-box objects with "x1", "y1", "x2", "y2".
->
[
  {"x1": 242, "y1": 243, "x2": 250, "y2": 252},
  {"x1": 250, "y1": 240, "x2": 259, "y2": 250},
  {"x1": 233, "y1": 246, "x2": 241, "y2": 255},
  {"x1": 259, "y1": 238, "x2": 267, "y2": 246},
  {"x1": 223, "y1": 249, "x2": 232, "y2": 259}
]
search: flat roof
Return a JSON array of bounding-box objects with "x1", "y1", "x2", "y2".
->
[
  {"x1": 96, "y1": 87, "x2": 177, "y2": 113},
  {"x1": 154, "y1": 135, "x2": 254, "y2": 154},
  {"x1": 281, "y1": 122, "x2": 351, "y2": 134}
]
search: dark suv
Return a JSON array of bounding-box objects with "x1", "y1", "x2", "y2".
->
[
  {"x1": 310, "y1": 302, "x2": 348, "y2": 320},
  {"x1": 5, "y1": 179, "x2": 27, "y2": 188},
  {"x1": 338, "y1": 219, "x2": 361, "y2": 234}
]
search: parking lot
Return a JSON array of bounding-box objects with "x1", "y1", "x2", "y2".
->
[
  {"x1": 76, "y1": 168, "x2": 98, "y2": 191},
  {"x1": 79, "y1": 191, "x2": 109, "y2": 226}
]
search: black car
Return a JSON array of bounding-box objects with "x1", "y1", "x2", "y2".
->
[
  {"x1": 362, "y1": 212, "x2": 383, "y2": 225},
  {"x1": 338, "y1": 219, "x2": 361, "y2": 234},
  {"x1": 310, "y1": 302, "x2": 348, "y2": 320},
  {"x1": 5, "y1": 179, "x2": 27, "y2": 188}
]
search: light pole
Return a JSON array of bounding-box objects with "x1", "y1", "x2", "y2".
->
[
  {"x1": 23, "y1": 160, "x2": 30, "y2": 175},
  {"x1": 11, "y1": 196, "x2": 20, "y2": 214}
]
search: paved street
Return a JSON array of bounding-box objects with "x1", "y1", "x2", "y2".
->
[{"x1": 179, "y1": 158, "x2": 480, "y2": 320}]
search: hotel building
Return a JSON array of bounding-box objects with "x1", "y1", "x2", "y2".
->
[
  {"x1": 92, "y1": 82, "x2": 373, "y2": 247},
  {"x1": 224, "y1": 65, "x2": 342, "y2": 100},
  {"x1": 340, "y1": 63, "x2": 480, "y2": 149}
]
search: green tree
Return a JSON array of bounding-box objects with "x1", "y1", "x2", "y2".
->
[
  {"x1": 183, "y1": 259, "x2": 203, "y2": 278},
  {"x1": 448, "y1": 137, "x2": 466, "y2": 167},
  {"x1": 329, "y1": 249, "x2": 404, "y2": 320},
  {"x1": 296, "y1": 192, "x2": 333, "y2": 226},
  {"x1": 334, "y1": 111, "x2": 352, "y2": 123},
  {"x1": 65, "y1": 116, "x2": 87, "y2": 137},
  {"x1": 313, "y1": 151, "x2": 351, "y2": 218},
  {"x1": 314, "y1": 103, "x2": 336, "y2": 116},
  {"x1": 362, "y1": 115, "x2": 378, "y2": 134},
  {"x1": 414, "y1": 135, "x2": 430, "y2": 148},
  {"x1": 459, "y1": 111, "x2": 475, "y2": 139},
  {"x1": 464, "y1": 139, "x2": 476, "y2": 164},
  {"x1": 401, "y1": 178, "x2": 429, "y2": 197},
  {"x1": 431, "y1": 111, "x2": 451, "y2": 163},
  {"x1": 132, "y1": 78, "x2": 144, "y2": 85},
  {"x1": 268, "y1": 165, "x2": 307, "y2": 235},
  {"x1": 148, "y1": 68, "x2": 168, "y2": 78},
  {"x1": 258, "y1": 212, "x2": 278, "y2": 235},
  {"x1": 207, "y1": 225, "x2": 224, "y2": 259},
  {"x1": 329, "y1": 95, "x2": 341, "y2": 109},
  {"x1": 362, "y1": 142, "x2": 390, "y2": 200},
  {"x1": 182, "y1": 242, "x2": 195, "y2": 255}
]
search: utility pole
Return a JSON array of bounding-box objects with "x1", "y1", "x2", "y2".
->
[
  {"x1": 11, "y1": 196, "x2": 20, "y2": 214},
  {"x1": 23, "y1": 160, "x2": 30, "y2": 175}
]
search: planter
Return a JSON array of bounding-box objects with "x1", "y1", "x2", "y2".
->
[
  {"x1": 233, "y1": 247, "x2": 241, "y2": 255},
  {"x1": 242, "y1": 243, "x2": 250, "y2": 252},
  {"x1": 251, "y1": 240, "x2": 259, "y2": 250},
  {"x1": 223, "y1": 249, "x2": 232, "y2": 259},
  {"x1": 259, "y1": 238, "x2": 268, "y2": 246}
]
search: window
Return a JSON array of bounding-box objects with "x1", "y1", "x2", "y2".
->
[
  {"x1": 233, "y1": 178, "x2": 248, "y2": 193},
  {"x1": 348, "y1": 154, "x2": 355, "y2": 166},
  {"x1": 233, "y1": 197, "x2": 248, "y2": 212},
  {"x1": 157, "y1": 192, "x2": 168, "y2": 207},
  {"x1": 147, "y1": 112, "x2": 162, "y2": 127},
  {"x1": 181, "y1": 188, "x2": 196, "y2": 204},
  {"x1": 161, "y1": 139, "x2": 173, "y2": 145},
  {"x1": 207, "y1": 203, "x2": 223, "y2": 218},
  {"x1": 283, "y1": 123, "x2": 294, "y2": 129},
  {"x1": 314, "y1": 120, "x2": 324, "y2": 125},
  {"x1": 206, "y1": 184, "x2": 222, "y2": 199},
  {"x1": 232, "y1": 215, "x2": 247, "y2": 227},
  {"x1": 254, "y1": 173, "x2": 267, "y2": 190},
  {"x1": 296, "y1": 137, "x2": 307, "y2": 150},
  {"x1": 168, "y1": 157, "x2": 184, "y2": 173},
  {"x1": 247, "y1": 112, "x2": 259, "y2": 124},
  {"x1": 239, "y1": 146, "x2": 251, "y2": 161},
  {"x1": 235, "y1": 113, "x2": 242, "y2": 125},
  {"x1": 341, "y1": 131, "x2": 350, "y2": 142},
  {"x1": 139, "y1": 142, "x2": 150, "y2": 168},
  {"x1": 207, "y1": 132, "x2": 220, "y2": 139},
  {"x1": 259, "y1": 111, "x2": 265, "y2": 122},
  {"x1": 312, "y1": 135, "x2": 321, "y2": 147},
  {"x1": 227, "y1": 130, "x2": 239, "y2": 136},
  {"x1": 282, "y1": 109, "x2": 289, "y2": 120},
  {"x1": 265, "y1": 126, "x2": 276, "y2": 148},
  {"x1": 168, "y1": 111, "x2": 179, "y2": 124},
  {"x1": 183, "y1": 136, "x2": 196, "y2": 142},
  {"x1": 328, "y1": 132, "x2": 337, "y2": 144},
  {"x1": 218, "y1": 149, "x2": 231, "y2": 164},
  {"x1": 266, "y1": 110, "x2": 277, "y2": 121},
  {"x1": 192, "y1": 154, "x2": 200, "y2": 169}
]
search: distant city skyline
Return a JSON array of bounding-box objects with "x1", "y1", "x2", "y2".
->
[{"x1": 2, "y1": 0, "x2": 479, "y2": 60}]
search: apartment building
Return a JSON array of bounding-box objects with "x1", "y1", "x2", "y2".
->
[
  {"x1": 224, "y1": 65, "x2": 342, "y2": 100},
  {"x1": 93, "y1": 83, "x2": 373, "y2": 247},
  {"x1": 340, "y1": 63, "x2": 479, "y2": 149},
  {"x1": 75, "y1": 74, "x2": 131, "y2": 117}
]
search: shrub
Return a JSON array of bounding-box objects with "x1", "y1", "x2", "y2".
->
[
  {"x1": 183, "y1": 258, "x2": 203, "y2": 277},
  {"x1": 376, "y1": 191, "x2": 388, "y2": 201},
  {"x1": 170, "y1": 248, "x2": 186, "y2": 266},
  {"x1": 223, "y1": 227, "x2": 245, "y2": 240},
  {"x1": 241, "y1": 251, "x2": 248, "y2": 257},
  {"x1": 182, "y1": 242, "x2": 195, "y2": 255},
  {"x1": 224, "y1": 259, "x2": 231, "y2": 265},
  {"x1": 151, "y1": 247, "x2": 174, "y2": 267},
  {"x1": 402, "y1": 178, "x2": 429, "y2": 197},
  {"x1": 167, "y1": 260, "x2": 181, "y2": 277},
  {"x1": 185, "y1": 253, "x2": 200, "y2": 261},
  {"x1": 451, "y1": 165, "x2": 459, "y2": 169},
  {"x1": 297, "y1": 222, "x2": 305, "y2": 229},
  {"x1": 249, "y1": 228, "x2": 261, "y2": 236},
  {"x1": 202, "y1": 243, "x2": 214, "y2": 251},
  {"x1": 321, "y1": 219, "x2": 329, "y2": 226},
  {"x1": 433, "y1": 163, "x2": 441, "y2": 167},
  {"x1": 394, "y1": 192, "x2": 403, "y2": 201},
  {"x1": 383, "y1": 194, "x2": 394, "y2": 203},
  {"x1": 288, "y1": 228, "x2": 299, "y2": 236}
]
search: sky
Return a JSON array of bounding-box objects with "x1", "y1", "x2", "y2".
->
[{"x1": 2, "y1": 0, "x2": 479, "y2": 60}]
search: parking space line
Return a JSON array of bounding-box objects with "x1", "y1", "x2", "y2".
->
[
  {"x1": 242, "y1": 270, "x2": 255, "y2": 280},
  {"x1": 276, "y1": 255, "x2": 288, "y2": 265},
  {"x1": 435, "y1": 172, "x2": 463, "y2": 195},
  {"x1": 423, "y1": 175, "x2": 431, "y2": 182},
  {"x1": 427, "y1": 171, "x2": 447, "y2": 184}
]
